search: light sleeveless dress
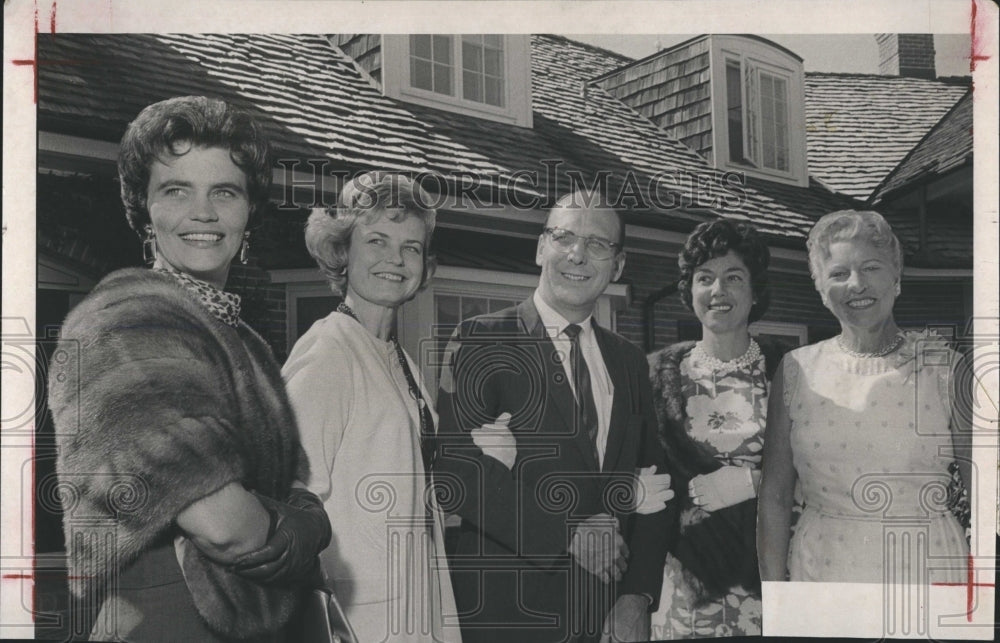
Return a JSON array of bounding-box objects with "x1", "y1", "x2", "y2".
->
[{"x1": 783, "y1": 334, "x2": 968, "y2": 583}]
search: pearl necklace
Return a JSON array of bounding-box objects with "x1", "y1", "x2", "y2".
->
[
  {"x1": 836, "y1": 332, "x2": 904, "y2": 358},
  {"x1": 691, "y1": 338, "x2": 762, "y2": 374}
]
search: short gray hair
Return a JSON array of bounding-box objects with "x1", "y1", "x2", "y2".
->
[{"x1": 806, "y1": 209, "x2": 903, "y2": 289}]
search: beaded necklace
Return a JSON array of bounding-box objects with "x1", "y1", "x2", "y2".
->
[
  {"x1": 691, "y1": 337, "x2": 762, "y2": 375},
  {"x1": 836, "y1": 332, "x2": 904, "y2": 358}
]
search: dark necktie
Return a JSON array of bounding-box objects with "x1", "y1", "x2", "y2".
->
[{"x1": 563, "y1": 323, "x2": 600, "y2": 466}]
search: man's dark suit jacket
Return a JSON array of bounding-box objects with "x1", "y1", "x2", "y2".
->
[{"x1": 435, "y1": 297, "x2": 671, "y2": 643}]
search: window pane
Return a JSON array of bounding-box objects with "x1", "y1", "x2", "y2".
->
[
  {"x1": 297, "y1": 295, "x2": 340, "y2": 341},
  {"x1": 463, "y1": 40, "x2": 483, "y2": 73},
  {"x1": 488, "y1": 298, "x2": 516, "y2": 313},
  {"x1": 411, "y1": 34, "x2": 431, "y2": 59},
  {"x1": 462, "y1": 297, "x2": 489, "y2": 320},
  {"x1": 463, "y1": 70, "x2": 482, "y2": 102},
  {"x1": 484, "y1": 48, "x2": 503, "y2": 76},
  {"x1": 759, "y1": 71, "x2": 789, "y2": 172},
  {"x1": 411, "y1": 58, "x2": 432, "y2": 91},
  {"x1": 432, "y1": 35, "x2": 452, "y2": 64},
  {"x1": 484, "y1": 77, "x2": 503, "y2": 107},
  {"x1": 435, "y1": 294, "x2": 460, "y2": 327},
  {"x1": 434, "y1": 63, "x2": 453, "y2": 95},
  {"x1": 484, "y1": 34, "x2": 502, "y2": 49}
]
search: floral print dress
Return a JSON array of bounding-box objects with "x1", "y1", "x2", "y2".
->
[{"x1": 649, "y1": 350, "x2": 767, "y2": 639}]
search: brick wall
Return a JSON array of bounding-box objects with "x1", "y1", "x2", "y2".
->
[{"x1": 226, "y1": 263, "x2": 289, "y2": 360}]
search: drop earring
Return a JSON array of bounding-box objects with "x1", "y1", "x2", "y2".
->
[
  {"x1": 142, "y1": 225, "x2": 156, "y2": 264},
  {"x1": 239, "y1": 231, "x2": 251, "y2": 265},
  {"x1": 894, "y1": 281, "x2": 901, "y2": 296}
]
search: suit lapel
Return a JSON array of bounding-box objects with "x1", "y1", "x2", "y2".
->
[
  {"x1": 594, "y1": 322, "x2": 630, "y2": 473},
  {"x1": 518, "y1": 299, "x2": 601, "y2": 473}
]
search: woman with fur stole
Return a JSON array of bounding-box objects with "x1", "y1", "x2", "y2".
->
[
  {"x1": 48, "y1": 96, "x2": 331, "y2": 641},
  {"x1": 647, "y1": 219, "x2": 786, "y2": 639}
]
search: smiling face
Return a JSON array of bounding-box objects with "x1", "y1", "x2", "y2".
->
[
  {"x1": 146, "y1": 145, "x2": 250, "y2": 288},
  {"x1": 535, "y1": 205, "x2": 625, "y2": 322},
  {"x1": 345, "y1": 210, "x2": 427, "y2": 311},
  {"x1": 691, "y1": 251, "x2": 754, "y2": 336},
  {"x1": 817, "y1": 238, "x2": 899, "y2": 329}
]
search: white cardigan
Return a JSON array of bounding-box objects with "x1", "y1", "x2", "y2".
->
[{"x1": 283, "y1": 311, "x2": 460, "y2": 643}]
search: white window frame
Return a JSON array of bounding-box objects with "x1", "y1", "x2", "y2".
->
[
  {"x1": 749, "y1": 320, "x2": 808, "y2": 347},
  {"x1": 382, "y1": 34, "x2": 533, "y2": 128},
  {"x1": 710, "y1": 36, "x2": 807, "y2": 187}
]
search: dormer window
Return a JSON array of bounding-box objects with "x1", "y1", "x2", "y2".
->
[
  {"x1": 591, "y1": 35, "x2": 806, "y2": 187},
  {"x1": 711, "y1": 36, "x2": 807, "y2": 186},
  {"x1": 383, "y1": 34, "x2": 532, "y2": 128}
]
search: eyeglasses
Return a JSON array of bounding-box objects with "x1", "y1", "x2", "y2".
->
[{"x1": 543, "y1": 227, "x2": 620, "y2": 260}]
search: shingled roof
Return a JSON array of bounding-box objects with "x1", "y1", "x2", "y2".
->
[
  {"x1": 39, "y1": 33, "x2": 861, "y2": 246},
  {"x1": 869, "y1": 90, "x2": 973, "y2": 203},
  {"x1": 803, "y1": 72, "x2": 969, "y2": 200}
]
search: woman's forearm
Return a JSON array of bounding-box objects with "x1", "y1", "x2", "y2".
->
[
  {"x1": 757, "y1": 482, "x2": 793, "y2": 581},
  {"x1": 176, "y1": 481, "x2": 271, "y2": 563},
  {"x1": 757, "y1": 363, "x2": 795, "y2": 581}
]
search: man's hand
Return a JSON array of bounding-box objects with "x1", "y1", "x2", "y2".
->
[
  {"x1": 634, "y1": 465, "x2": 674, "y2": 514},
  {"x1": 600, "y1": 594, "x2": 651, "y2": 643},
  {"x1": 688, "y1": 465, "x2": 755, "y2": 513},
  {"x1": 569, "y1": 513, "x2": 628, "y2": 583},
  {"x1": 471, "y1": 412, "x2": 517, "y2": 470}
]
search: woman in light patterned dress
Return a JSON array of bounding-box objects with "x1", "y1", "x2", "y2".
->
[
  {"x1": 757, "y1": 210, "x2": 971, "y2": 584},
  {"x1": 648, "y1": 219, "x2": 788, "y2": 638}
]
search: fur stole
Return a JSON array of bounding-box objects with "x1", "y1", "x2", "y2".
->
[
  {"x1": 647, "y1": 337, "x2": 786, "y2": 602},
  {"x1": 49, "y1": 268, "x2": 306, "y2": 639}
]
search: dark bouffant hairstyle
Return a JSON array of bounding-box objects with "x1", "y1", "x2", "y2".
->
[
  {"x1": 677, "y1": 218, "x2": 771, "y2": 323},
  {"x1": 117, "y1": 96, "x2": 272, "y2": 234}
]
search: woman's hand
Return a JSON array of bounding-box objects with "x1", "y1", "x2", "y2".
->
[
  {"x1": 232, "y1": 487, "x2": 333, "y2": 585},
  {"x1": 688, "y1": 466, "x2": 755, "y2": 512}
]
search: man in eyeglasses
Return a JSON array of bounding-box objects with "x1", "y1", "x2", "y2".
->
[{"x1": 436, "y1": 191, "x2": 673, "y2": 642}]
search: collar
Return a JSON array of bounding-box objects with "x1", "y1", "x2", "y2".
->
[
  {"x1": 532, "y1": 290, "x2": 594, "y2": 340},
  {"x1": 155, "y1": 268, "x2": 242, "y2": 328}
]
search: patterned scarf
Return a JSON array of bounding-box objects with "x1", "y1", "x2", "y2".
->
[{"x1": 155, "y1": 268, "x2": 242, "y2": 328}]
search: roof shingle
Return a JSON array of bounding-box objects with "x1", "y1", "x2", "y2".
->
[
  {"x1": 870, "y1": 90, "x2": 973, "y2": 203},
  {"x1": 803, "y1": 72, "x2": 969, "y2": 200}
]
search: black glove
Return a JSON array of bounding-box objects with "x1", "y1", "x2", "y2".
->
[{"x1": 231, "y1": 488, "x2": 332, "y2": 585}]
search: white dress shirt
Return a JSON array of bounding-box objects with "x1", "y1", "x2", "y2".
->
[{"x1": 532, "y1": 291, "x2": 615, "y2": 468}]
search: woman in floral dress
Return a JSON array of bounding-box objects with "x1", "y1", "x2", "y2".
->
[{"x1": 648, "y1": 219, "x2": 787, "y2": 638}]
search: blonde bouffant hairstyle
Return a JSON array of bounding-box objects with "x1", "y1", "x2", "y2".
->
[{"x1": 305, "y1": 172, "x2": 437, "y2": 296}]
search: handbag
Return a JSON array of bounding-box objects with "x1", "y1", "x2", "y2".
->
[{"x1": 293, "y1": 586, "x2": 358, "y2": 643}]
